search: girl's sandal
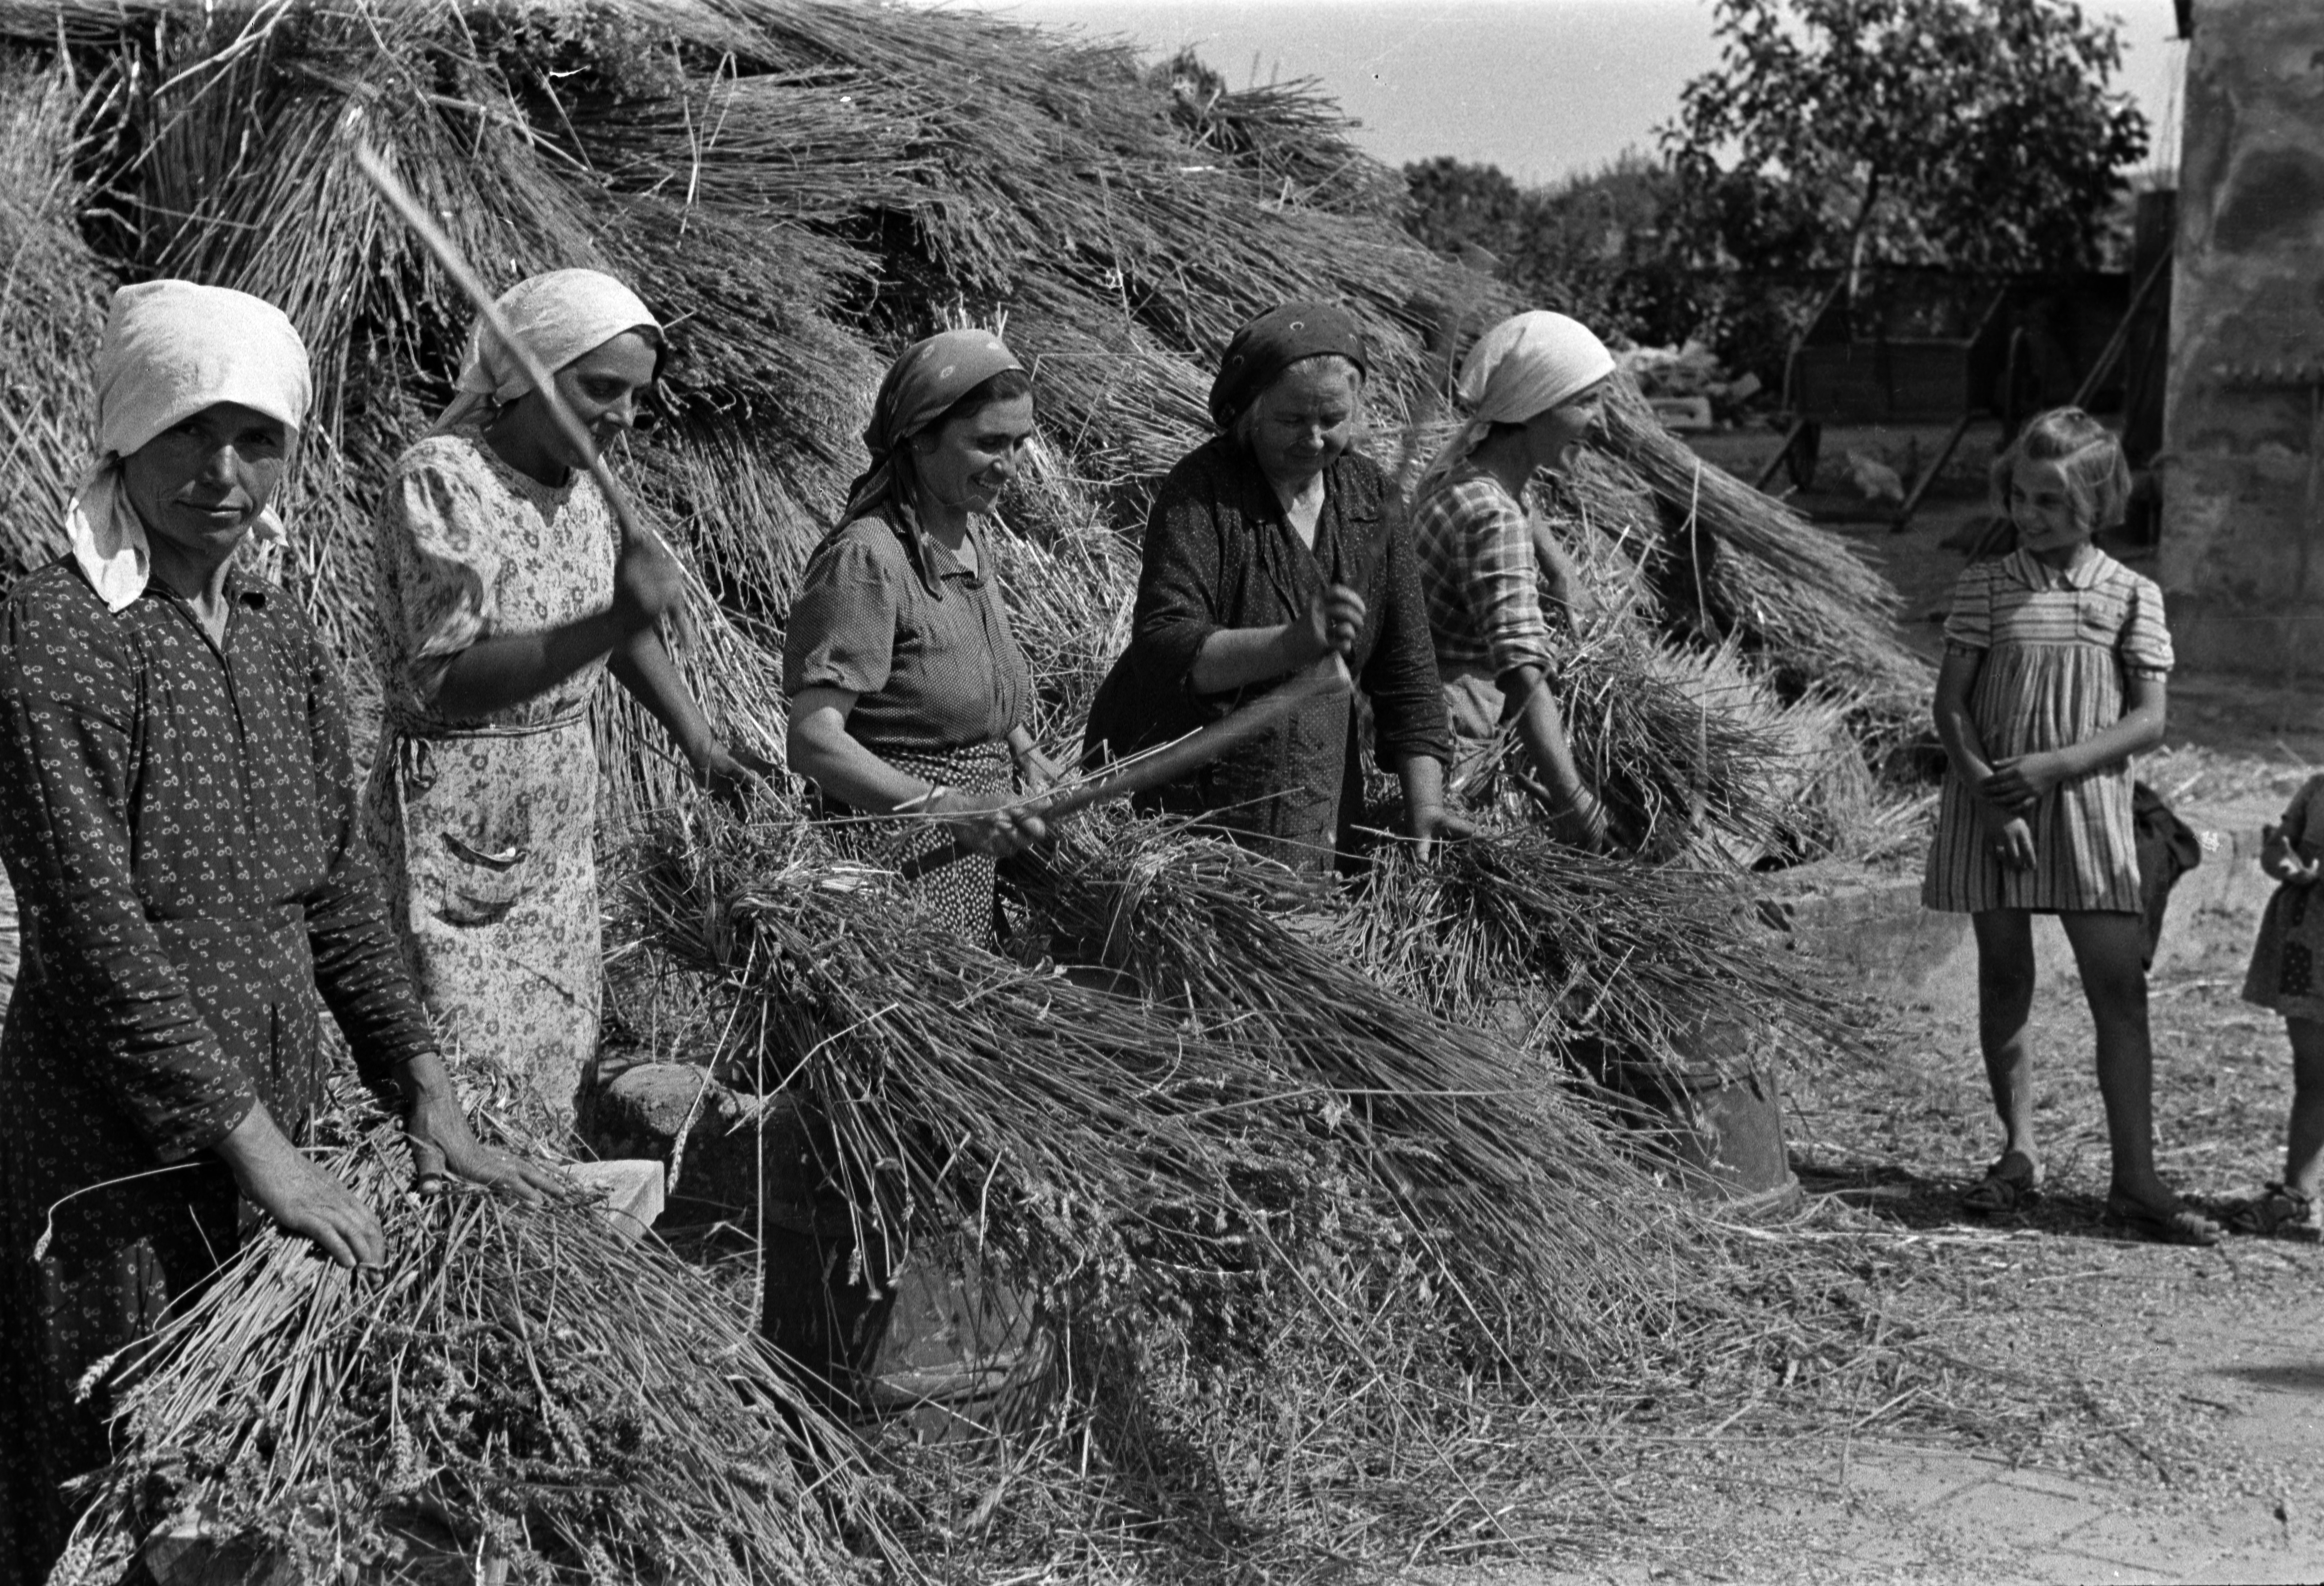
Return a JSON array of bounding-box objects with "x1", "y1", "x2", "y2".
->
[
  {"x1": 2103, "y1": 1191, "x2": 2222, "y2": 1247},
  {"x1": 2222, "y1": 1182, "x2": 2319, "y2": 1242},
  {"x1": 1960, "y1": 1152, "x2": 2042, "y2": 1216}
]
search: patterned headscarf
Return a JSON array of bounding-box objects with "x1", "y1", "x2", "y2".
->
[
  {"x1": 68, "y1": 280, "x2": 312, "y2": 612},
  {"x1": 839, "y1": 328, "x2": 1026, "y2": 594},
  {"x1": 1207, "y1": 301, "x2": 1368, "y2": 431},
  {"x1": 429, "y1": 267, "x2": 662, "y2": 435}
]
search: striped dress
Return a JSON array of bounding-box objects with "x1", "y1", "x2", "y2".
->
[{"x1": 1922, "y1": 547, "x2": 2173, "y2": 915}]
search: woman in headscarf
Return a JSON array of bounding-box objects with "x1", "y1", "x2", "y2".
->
[
  {"x1": 1410, "y1": 310, "x2": 1625, "y2": 849},
  {"x1": 1085, "y1": 301, "x2": 1456, "y2": 871},
  {"x1": 782, "y1": 327, "x2": 1052, "y2": 943},
  {"x1": 367, "y1": 267, "x2": 759, "y2": 1134},
  {"x1": 0, "y1": 281, "x2": 563, "y2": 1583}
]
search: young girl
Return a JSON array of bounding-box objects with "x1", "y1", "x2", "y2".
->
[
  {"x1": 2225, "y1": 775, "x2": 2324, "y2": 1239},
  {"x1": 1924, "y1": 407, "x2": 2219, "y2": 1244}
]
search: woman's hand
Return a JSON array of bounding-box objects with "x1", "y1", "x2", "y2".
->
[
  {"x1": 1287, "y1": 584, "x2": 1368, "y2": 666},
  {"x1": 401, "y1": 1069, "x2": 575, "y2": 1204},
  {"x1": 612, "y1": 530, "x2": 688, "y2": 634},
  {"x1": 2262, "y1": 823, "x2": 2322, "y2": 886},
  {"x1": 1981, "y1": 751, "x2": 2068, "y2": 813},
  {"x1": 692, "y1": 742, "x2": 775, "y2": 815},
  {"x1": 931, "y1": 788, "x2": 1049, "y2": 857},
  {"x1": 213, "y1": 1104, "x2": 385, "y2": 1269},
  {"x1": 1406, "y1": 803, "x2": 1475, "y2": 863}
]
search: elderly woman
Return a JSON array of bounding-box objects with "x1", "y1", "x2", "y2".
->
[
  {"x1": 783, "y1": 328, "x2": 1053, "y2": 943},
  {"x1": 1086, "y1": 302, "x2": 1455, "y2": 870},
  {"x1": 367, "y1": 268, "x2": 758, "y2": 1133},
  {"x1": 1411, "y1": 310, "x2": 1625, "y2": 849},
  {"x1": 0, "y1": 282, "x2": 560, "y2": 1581}
]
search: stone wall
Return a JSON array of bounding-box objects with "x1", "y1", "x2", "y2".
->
[{"x1": 2162, "y1": 0, "x2": 2324, "y2": 675}]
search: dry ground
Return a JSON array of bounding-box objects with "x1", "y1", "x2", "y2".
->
[{"x1": 1412, "y1": 436, "x2": 2324, "y2": 1585}]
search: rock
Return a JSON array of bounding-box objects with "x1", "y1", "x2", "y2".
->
[{"x1": 582, "y1": 1062, "x2": 846, "y2": 1230}]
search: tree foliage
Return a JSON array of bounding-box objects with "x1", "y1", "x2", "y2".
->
[{"x1": 1665, "y1": 0, "x2": 2148, "y2": 275}]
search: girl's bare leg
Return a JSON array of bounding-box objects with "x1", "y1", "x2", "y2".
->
[
  {"x1": 2059, "y1": 910, "x2": 2176, "y2": 1209},
  {"x1": 1971, "y1": 909, "x2": 2040, "y2": 1167},
  {"x1": 2284, "y1": 1016, "x2": 2324, "y2": 1199}
]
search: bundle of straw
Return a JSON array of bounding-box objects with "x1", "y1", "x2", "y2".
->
[
  {"x1": 54, "y1": 1102, "x2": 885, "y2": 1586},
  {"x1": 1590, "y1": 378, "x2": 1933, "y2": 756},
  {"x1": 0, "y1": 55, "x2": 104, "y2": 578}
]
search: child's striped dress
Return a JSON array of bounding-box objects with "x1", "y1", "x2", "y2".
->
[{"x1": 1922, "y1": 547, "x2": 2173, "y2": 915}]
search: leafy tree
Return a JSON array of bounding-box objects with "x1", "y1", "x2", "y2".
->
[{"x1": 1666, "y1": 0, "x2": 2148, "y2": 278}]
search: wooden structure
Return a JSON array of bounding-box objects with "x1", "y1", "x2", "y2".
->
[{"x1": 1758, "y1": 266, "x2": 2161, "y2": 530}]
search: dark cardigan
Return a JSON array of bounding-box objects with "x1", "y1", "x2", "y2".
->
[{"x1": 1084, "y1": 434, "x2": 1450, "y2": 868}]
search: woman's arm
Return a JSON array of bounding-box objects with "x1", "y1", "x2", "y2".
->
[
  {"x1": 1189, "y1": 588, "x2": 1360, "y2": 693},
  {"x1": 787, "y1": 687, "x2": 1044, "y2": 856},
  {"x1": 433, "y1": 531, "x2": 686, "y2": 718},
  {"x1": 608, "y1": 628, "x2": 764, "y2": 810},
  {"x1": 1500, "y1": 664, "x2": 1617, "y2": 848}
]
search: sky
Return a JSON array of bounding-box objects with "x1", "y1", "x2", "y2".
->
[{"x1": 977, "y1": 0, "x2": 2189, "y2": 188}]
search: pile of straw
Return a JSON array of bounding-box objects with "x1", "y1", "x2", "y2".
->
[
  {"x1": 0, "y1": 0, "x2": 1919, "y2": 835},
  {"x1": 0, "y1": 54, "x2": 102, "y2": 575},
  {"x1": 54, "y1": 1100, "x2": 886, "y2": 1586}
]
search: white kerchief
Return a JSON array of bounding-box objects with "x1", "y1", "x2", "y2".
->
[
  {"x1": 429, "y1": 268, "x2": 661, "y2": 436},
  {"x1": 68, "y1": 280, "x2": 311, "y2": 612},
  {"x1": 1457, "y1": 310, "x2": 1616, "y2": 425}
]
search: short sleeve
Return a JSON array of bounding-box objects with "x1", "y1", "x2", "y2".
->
[
  {"x1": 377, "y1": 449, "x2": 501, "y2": 700},
  {"x1": 784, "y1": 528, "x2": 902, "y2": 699},
  {"x1": 2116, "y1": 575, "x2": 2174, "y2": 677},
  {"x1": 1940, "y1": 563, "x2": 1992, "y2": 654}
]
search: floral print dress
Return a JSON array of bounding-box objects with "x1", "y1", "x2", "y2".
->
[
  {"x1": 365, "y1": 424, "x2": 615, "y2": 1132},
  {"x1": 2244, "y1": 775, "x2": 2324, "y2": 1024}
]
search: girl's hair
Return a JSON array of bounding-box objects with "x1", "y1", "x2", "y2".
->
[
  {"x1": 1229, "y1": 353, "x2": 1365, "y2": 448},
  {"x1": 1991, "y1": 407, "x2": 2131, "y2": 533}
]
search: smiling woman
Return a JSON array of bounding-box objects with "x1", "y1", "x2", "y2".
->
[
  {"x1": 782, "y1": 328, "x2": 1057, "y2": 945},
  {"x1": 364, "y1": 267, "x2": 762, "y2": 1135}
]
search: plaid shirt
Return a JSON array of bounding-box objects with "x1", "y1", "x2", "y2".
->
[{"x1": 1413, "y1": 469, "x2": 1555, "y2": 680}]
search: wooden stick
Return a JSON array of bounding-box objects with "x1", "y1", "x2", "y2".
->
[
  {"x1": 1027, "y1": 656, "x2": 1350, "y2": 824},
  {"x1": 349, "y1": 140, "x2": 647, "y2": 546}
]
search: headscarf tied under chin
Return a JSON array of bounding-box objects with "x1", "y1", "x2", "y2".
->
[
  {"x1": 429, "y1": 267, "x2": 662, "y2": 436},
  {"x1": 1417, "y1": 310, "x2": 1616, "y2": 498},
  {"x1": 1207, "y1": 301, "x2": 1368, "y2": 431},
  {"x1": 67, "y1": 280, "x2": 313, "y2": 613},
  {"x1": 839, "y1": 328, "x2": 1024, "y2": 595}
]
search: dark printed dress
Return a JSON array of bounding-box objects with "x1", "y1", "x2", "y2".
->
[
  {"x1": 1084, "y1": 436, "x2": 1451, "y2": 871},
  {"x1": 783, "y1": 511, "x2": 1035, "y2": 940},
  {"x1": 2244, "y1": 774, "x2": 2324, "y2": 1024},
  {"x1": 0, "y1": 561, "x2": 435, "y2": 1584}
]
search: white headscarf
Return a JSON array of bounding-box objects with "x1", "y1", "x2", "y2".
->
[
  {"x1": 429, "y1": 267, "x2": 662, "y2": 435},
  {"x1": 1416, "y1": 310, "x2": 1617, "y2": 498},
  {"x1": 67, "y1": 280, "x2": 313, "y2": 612}
]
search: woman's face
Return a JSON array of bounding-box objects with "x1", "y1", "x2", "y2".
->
[
  {"x1": 1244, "y1": 358, "x2": 1362, "y2": 489},
  {"x1": 2008, "y1": 458, "x2": 2090, "y2": 560},
  {"x1": 121, "y1": 401, "x2": 291, "y2": 562},
  {"x1": 914, "y1": 392, "x2": 1036, "y2": 519},
  {"x1": 1521, "y1": 378, "x2": 1606, "y2": 469},
  {"x1": 509, "y1": 329, "x2": 659, "y2": 470}
]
